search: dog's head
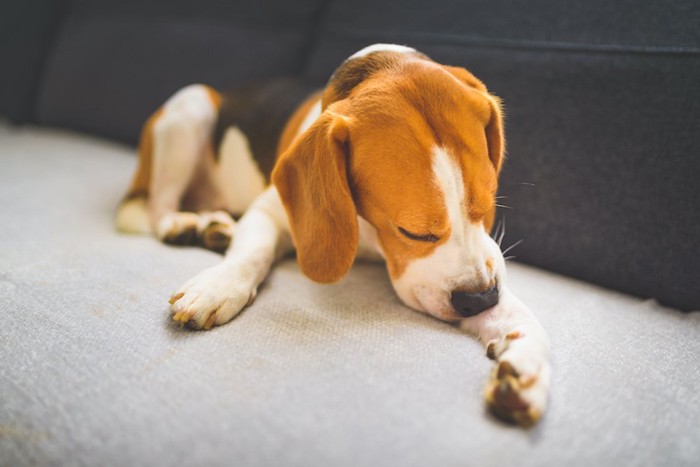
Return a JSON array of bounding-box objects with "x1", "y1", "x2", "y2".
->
[{"x1": 273, "y1": 44, "x2": 506, "y2": 322}]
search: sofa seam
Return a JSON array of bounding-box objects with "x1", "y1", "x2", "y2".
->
[{"x1": 322, "y1": 27, "x2": 700, "y2": 56}]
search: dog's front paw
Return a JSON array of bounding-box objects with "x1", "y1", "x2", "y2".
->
[
  {"x1": 484, "y1": 330, "x2": 551, "y2": 427},
  {"x1": 168, "y1": 265, "x2": 256, "y2": 330}
]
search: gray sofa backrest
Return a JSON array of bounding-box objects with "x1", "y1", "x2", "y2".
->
[
  {"x1": 2, "y1": 0, "x2": 699, "y2": 310},
  {"x1": 0, "y1": 0, "x2": 66, "y2": 123},
  {"x1": 33, "y1": 0, "x2": 326, "y2": 143}
]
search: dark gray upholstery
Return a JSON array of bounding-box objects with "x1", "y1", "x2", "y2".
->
[
  {"x1": 0, "y1": 0, "x2": 66, "y2": 123},
  {"x1": 35, "y1": 0, "x2": 326, "y2": 144},
  {"x1": 3, "y1": 0, "x2": 699, "y2": 308}
]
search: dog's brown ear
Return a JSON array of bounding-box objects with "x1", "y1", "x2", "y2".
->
[
  {"x1": 484, "y1": 93, "x2": 505, "y2": 174},
  {"x1": 442, "y1": 65, "x2": 488, "y2": 93},
  {"x1": 442, "y1": 65, "x2": 505, "y2": 173},
  {"x1": 272, "y1": 111, "x2": 358, "y2": 283}
]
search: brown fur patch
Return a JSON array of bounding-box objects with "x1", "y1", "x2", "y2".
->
[
  {"x1": 204, "y1": 85, "x2": 222, "y2": 109},
  {"x1": 322, "y1": 50, "x2": 430, "y2": 108},
  {"x1": 122, "y1": 108, "x2": 164, "y2": 202}
]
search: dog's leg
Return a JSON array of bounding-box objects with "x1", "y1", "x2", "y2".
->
[
  {"x1": 169, "y1": 187, "x2": 292, "y2": 329},
  {"x1": 459, "y1": 286, "x2": 551, "y2": 426},
  {"x1": 148, "y1": 85, "x2": 219, "y2": 246}
]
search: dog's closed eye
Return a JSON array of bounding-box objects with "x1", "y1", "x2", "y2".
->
[{"x1": 398, "y1": 226, "x2": 440, "y2": 243}]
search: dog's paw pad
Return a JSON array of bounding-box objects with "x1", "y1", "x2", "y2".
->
[
  {"x1": 485, "y1": 373, "x2": 540, "y2": 427},
  {"x1": 496, "y1": 360, "x2": 519, "y2": 379},
  {"x1": 172, "y1": 310, "x2": 193, "y2": 324},
  {"x1": 201, "y1": 224, "x2": 232, "y2": 253},
  {"x1": 198, "y1": 211, "x2": 236, "y2": 253},
  {"x1": 172, "y1": 308, "x2": 216, "y2": 330},
  {"x1": 158, "y1": 212, "x2": 200, "y2": 246},
  {"x1": 484, "y1": 329, "x2": 550, "y2": 427}
]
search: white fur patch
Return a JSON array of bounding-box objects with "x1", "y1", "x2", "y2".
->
[
  {"x1": 115, "y1": 197, "x2": 151, "y2": 234},
  {"x1": 432, "y1": 147, "x2": 466, "y2": 232},
  {"x1": 215, "y1": 126, "x2": 267, "y2": 214},
  {"x1": 160, "y1": 84, "x2": 218, "y2": 142},
  {"x1": 148, "y1": 84, "x2": 219, "y2": 225},
  {"x1": 349, "y1": 43, "x2": 416, "y2": 60}
]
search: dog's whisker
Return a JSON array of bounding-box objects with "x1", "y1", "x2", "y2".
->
[
  {"x1": 501, "y1": 239, "x2": 523, "y2": 256},
  {"x1": 491, "y1": 219, "x2": 503, "y2": 244},
  {"x1": 504, "y1": 255, "x2": 516, "y2": 261},
  {"x1": 496, "y1": 204, "x2": 512, "y2": 210},
  {"x1": 497, "y1": 217, "x2": 507, "y2": 247}
]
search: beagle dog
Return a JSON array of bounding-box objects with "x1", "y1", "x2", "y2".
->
[{"x1": 116, "y1": 44, "x2": 550, "y2": 426}]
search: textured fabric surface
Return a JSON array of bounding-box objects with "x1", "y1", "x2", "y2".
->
[
  {"x1": 36, "y1": 0, "x2": 326, "y2": 145},
  {"x1": 1, "y1": 124, "x2": 699, "y2": 466},
  {"x1": 304, "y1": 0, "x2": 700, "y2": 311}
]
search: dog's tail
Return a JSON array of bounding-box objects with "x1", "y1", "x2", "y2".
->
[{"x1": 114, "y1": 109, "x2": 162, "y2": 234}]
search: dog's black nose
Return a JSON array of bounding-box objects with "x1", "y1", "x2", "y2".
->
[{"x1": 450, "y1": 286, "x2": 499, "y2": 317}]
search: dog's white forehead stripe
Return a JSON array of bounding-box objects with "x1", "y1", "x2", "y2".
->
[
  {"x1": 388, "y1": 147, "x2": 468, "y2": 316},
  {"x1": 297, "y1": 99, "x2": 322, "y2": 136},
  {"x1": 349, "y1": 43, "x2": 416, "y2": 60},
  {"x1": 432, "y1": 147, "x2": 466, "y2": 240}
]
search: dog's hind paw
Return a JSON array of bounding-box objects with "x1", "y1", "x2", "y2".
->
[
  {"x1": 197, "y1": 211, "x2": 236, "y2": 253},
  {"x1": 158, "y1": 212, "x2": 200, "y2": 246},
  {"x1": 157, "y1": 211, "x2": 236, "y2": 253}
]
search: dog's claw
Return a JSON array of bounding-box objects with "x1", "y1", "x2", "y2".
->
[
  {"x1": 169, "y1": 292, "x2": 184, "y2": 305},
  {"x1": 203, "y1": 312, "x2": 218, "y2": 330}
]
